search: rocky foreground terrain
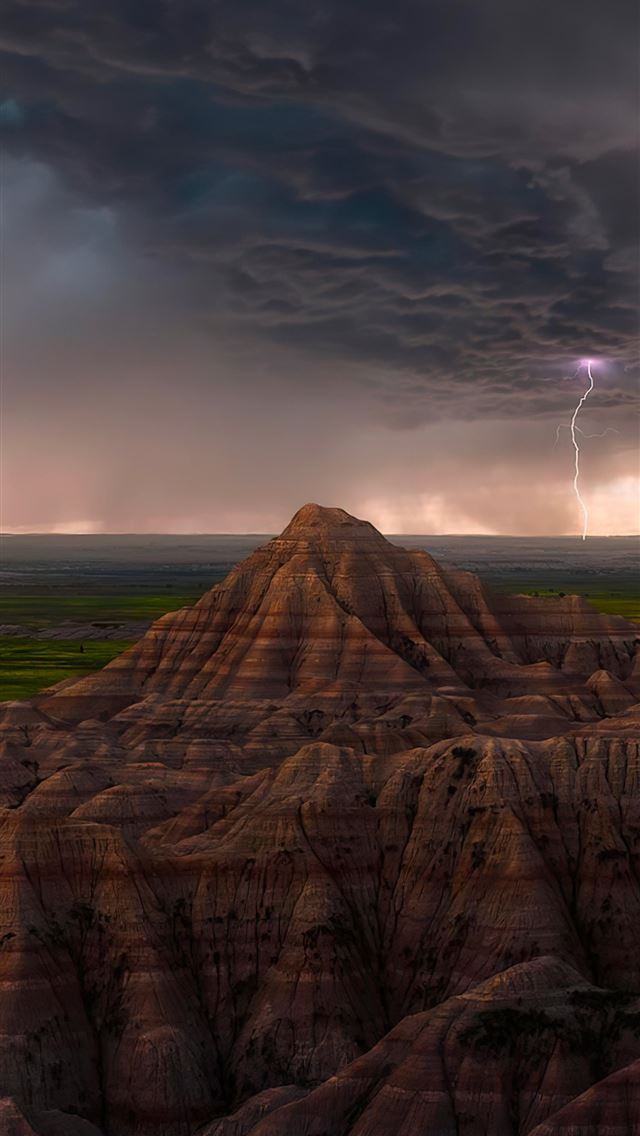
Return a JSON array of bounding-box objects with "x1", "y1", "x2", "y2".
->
[{"x1": 1, "y1": 504, "x2": 639, "y2": 1135}]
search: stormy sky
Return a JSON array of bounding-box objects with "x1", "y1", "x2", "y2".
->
[{"x1": 2, "y1": 1, "x2": 639, "y2": 534}]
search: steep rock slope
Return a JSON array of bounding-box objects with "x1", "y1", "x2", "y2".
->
[
  {"x1": 34, "y1": 505, "x2": 637, "y2": 730},
  {"x1": 0, "y1": 506, "x2": 638, "y2": 1135},
  {"x1": 203, "y1": 957, "x2": 640, "y2": 1136}
]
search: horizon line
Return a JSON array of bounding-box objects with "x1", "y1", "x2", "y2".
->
[{"x1": 2, "y1": 530, "x2": 639, "y2": 539}]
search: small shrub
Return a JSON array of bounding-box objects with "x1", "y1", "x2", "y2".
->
[
  {"x1": 451, "y1": 746, "x2": 477, "y2": 779},
  {"x1": 460, "y1": 1007, "x2": 554, "y2": 1056}
]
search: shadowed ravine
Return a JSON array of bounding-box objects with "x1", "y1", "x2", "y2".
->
[{"x1": 1, "y1": 505, "x2": 639, "y2": 1135}]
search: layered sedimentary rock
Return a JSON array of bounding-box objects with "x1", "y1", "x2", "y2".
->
[
  {"x1": 33, "y1": 504, "x2": 637, "y2": 730},
  {"x1": 0, "y1": 505, "x2": 638, "y2": 1135}
]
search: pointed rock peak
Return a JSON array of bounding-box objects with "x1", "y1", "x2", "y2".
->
[{"x1": 278, "y1": 503, "x2": 390, "y2": 546}]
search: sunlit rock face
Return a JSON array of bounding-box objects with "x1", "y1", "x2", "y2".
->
[{"x1": 1, "y1": 506, "x2": 639, "y2": 1135}]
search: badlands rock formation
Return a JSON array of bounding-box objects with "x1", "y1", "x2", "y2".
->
[{"x1": 0, "y1": 505, "x2": 639, "y2": 1135}]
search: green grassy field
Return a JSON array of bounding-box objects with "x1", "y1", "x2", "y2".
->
[
  {"x1": 0, "y1": 592, "x2": 201, "y2": 628},
  {"x1": 0, "y1": 638, "x2": 136, "y2": 701},
  {"x1": 0, "y1": 591, "x2": 202, "y2": 700}
]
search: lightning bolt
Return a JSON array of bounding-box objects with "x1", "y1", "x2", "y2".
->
[{"x1": 569, "y1": 359, "x2": 595, "y2": 541}]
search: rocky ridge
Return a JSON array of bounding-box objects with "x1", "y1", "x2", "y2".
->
[{"x1": 0, "y1": 505, "x2": 638, "y2": 1135}]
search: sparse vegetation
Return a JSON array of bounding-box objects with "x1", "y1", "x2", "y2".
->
[
  {"x1": 460, "y1": 1006, "x2": 554, "y2": 1055},
  {"x1": 451, "y1": 746, "x2": 478, "y2": 779},
  {"x1": 488, "y1": 580, "x2": 639, "y2": 623},
  {"x1": 397, "y1": 635, "x2": 430, "y2": 672}
]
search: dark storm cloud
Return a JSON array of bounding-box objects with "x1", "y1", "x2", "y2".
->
[{"x1": 1, "y1": 1, "x2": 638, "y2": 429}]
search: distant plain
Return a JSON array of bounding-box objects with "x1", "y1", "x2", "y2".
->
[{"x1": 1, "y1": 533, "x2": 638, "y2": 699}]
